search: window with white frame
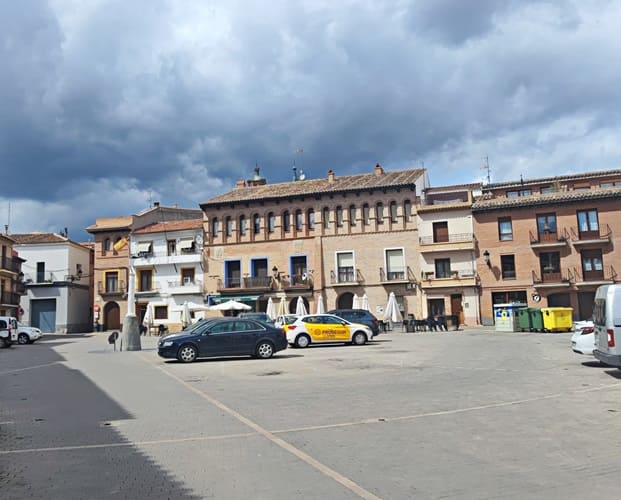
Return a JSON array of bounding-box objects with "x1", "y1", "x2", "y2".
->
[
  {"x1": 336, "y1": 252, "x2": 355, "y2": 282},
  {"x1": 385, "y1": 248, "x2": 405, "y2": 280}
]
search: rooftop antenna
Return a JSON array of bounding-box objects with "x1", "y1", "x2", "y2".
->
[
  {"x1": 294, "y1": 148, "x2": 304, "y2": 177},
  {"x1": 4, "y1": 201, "x2": 10, "y2": 234},
  {"x1": 146, "y1": 189, "x2": 153, "y2": 208},
  {"x1": 482, "y1": 156, "x2": 491, "y2": 185}
]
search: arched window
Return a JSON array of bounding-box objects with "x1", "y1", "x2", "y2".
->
[
  {"x1": 390, "y1": 201, "x2": 398, "y2": 223},
  {"x1": 226, "y1": 216, "x2": 233, "y2": 237},
  {"x1": 239, "y1": 215, "x2": 247, "y2": 235},
  {"x1": 336, "y1": 206, "x2": 343, "y2": 227},
  {"x1": 362, "y1": 204, "x2": 370, "y2": 225},
  {"x1": 349, "y1": 205, "x2": 356, "y2": 226},
  {"x1": 307, "y1": 209, "x2": 315, "y2": 230},
  {"x1": 268, "y1": 212, "x2": 275, "y2": 233},
  {"x1": 104, "y1": 238, "x2": 111, "y2": 251},
  {"x1": 295, "y1": 209, "x2": 303, "y2": 231},
  {"x1": 376, "y1": 202, "x2": 384, "y2": 224},
  {"x1": 323, "y1": 207, "x2": 330, "y2": 229},
  {"x1": 253, "y1": 213, "x2": 260, "y2": 234},
  {"x1": 212, "y1": 217, "x2": 219, "y2": 237},
  {"x1": 403, "y1": 200, "x2": 412, "y2": 222},
  {"x1": 283, "y1": 211, "x2": 291, "y2": 232}
]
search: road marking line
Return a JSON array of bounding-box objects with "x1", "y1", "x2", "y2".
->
[
  {"x1": 142, "y1": 355, "x2": 381, "y2": 500},
  {"x1": 0, "y1": 361, "x2": 61, "y2": 375},
  {"x1": 0, "y1": 431, "x2": 258, "y2": 455},
  {"x1": 272, "y1": 381, "x2": 621, "y2": 434}
]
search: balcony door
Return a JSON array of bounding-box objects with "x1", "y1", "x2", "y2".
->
[
  {"x1": 337, "y1": 252, "x2": 354, "y2": 283},
  {"x1": 432, "y1": 222, "x2": 449, "y2": 243},
  {"x1": 248, "y1": 259, "x2": 269, "y2": 287},
  {"x1": 536, "y1": 213, "x2": 557, "y2": 242},
  {"x1": 225, "y1": 260, "x2": 241, "y2": 288},
  {"x1": 290, "y1": 256, "x2": 308, "y2": 285},
  {"x1": 539, "y1": 252, "x2": 561, "y2": 282},
  {"x1": 581, "y1": 249, "x2": 603, "y2": 281},
  {"x1": 577, "y1": 209, "x2": 599, "y2": 239}
]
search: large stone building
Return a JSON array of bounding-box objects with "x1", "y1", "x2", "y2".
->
[
  {"x1": 200, "y1": 164, "x2": 427, "y2": 319},
  {"x1": 473, "y1": 169, "x2": 621, "y2": 325}
]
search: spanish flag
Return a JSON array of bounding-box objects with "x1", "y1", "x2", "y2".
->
[{"x1": 113, "y1": 236, "x2": 129, "y2": 252}]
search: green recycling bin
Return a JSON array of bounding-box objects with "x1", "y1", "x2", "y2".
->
[
  {"x1": 528, "y1": 308, "x2": 544, "y2": 332},
  {"x1": 517, "y1": 308, "x2": 532, "y2": 331}
]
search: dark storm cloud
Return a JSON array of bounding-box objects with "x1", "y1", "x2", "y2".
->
[{"x1": 1, "y1": 0, "x2": 621, "y2": 238}]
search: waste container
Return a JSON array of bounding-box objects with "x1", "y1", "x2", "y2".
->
[
  {"x1": 541, "y1": 307, "x2": 574, "y2": 332},
  {"x1": 528, "y1": 308, "x2": 544, "y2": 332},
  {"x1": 517, "y1": 308, "x2": 532, "y2": 331},
  {"x1": 493, "y1": 303, "x2": 525, "y2": 332}
]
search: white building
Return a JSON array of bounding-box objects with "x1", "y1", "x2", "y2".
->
[
  {"x1": 416, "y1": 184, "x2": 482, "y2": 326},
  {"x1": 130, "y1": 219, "x2": 205, "y2": 332},
  {"x1": 12, "y1": 233, "x2": 93, "y2": 333}
]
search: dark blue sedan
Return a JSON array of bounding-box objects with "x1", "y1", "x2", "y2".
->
[{"x1": 157, "y1": 318, "x2": 287, "y2": 363}]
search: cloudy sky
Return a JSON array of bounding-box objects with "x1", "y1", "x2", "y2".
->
[{"x1": 2, "y1": 0, "x2": 621, "y2": 240}]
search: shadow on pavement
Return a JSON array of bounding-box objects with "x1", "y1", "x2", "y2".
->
[{"x1": 0, "y1": 341, "x2": 201, "y2": 499}]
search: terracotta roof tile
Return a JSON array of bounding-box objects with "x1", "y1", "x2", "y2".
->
[
  {"x1": 487, "y1": 169, "x2": 621, "y2": 189},
  {"x1": 133, "y1": 219, "x2": 203, "y2": 234},
  {"x1": 472, "y1": 185, "x2": 621, "y2": 212},
  {"x1": 200, "y1": 167, "x2": 425, "y2": 207},
  {"x1": 10, "y1": 233, "x2": 70, "y2": 244},
  {"x1": 424, "y1": 182, "x2": 481, "y2": 193}
]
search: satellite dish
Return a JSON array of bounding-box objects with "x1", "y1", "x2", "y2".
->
[{"x1": 299, "y1": 170, "x2": 306, "y2": 180}]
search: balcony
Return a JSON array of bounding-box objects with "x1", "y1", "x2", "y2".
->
[
  {"x1": 1, "y1": 256, "x2": 21, "y2": 274},
  {"x1": 283, "y1": 274, "x2": 313, "y2": 291},
  {"x1": 1, "y1": 290, "x2": 20, "y2": 306},
  {"x1": 420, "y1": 270, "x2": 478, "y2": 288},
  {"x1": 98, "y1": 280, "x2": 127, "y2": 295},
  {"x1": 531, "y1": 269, "x2": 572, "y2": 288},
  {"x1": 243, "y1": 276, "x2": 274, "y2": 291},
  {"x1": 572, "y1": 266, "x2": 618, "y2": 285},
  {"x1": 529, "y1": 228, "x2": 569, "y2": 248},
  {"x1": 135, "y1": 283, "x2": 161, "y2": 297},
  {"x1": 418, "y1": 233, "x2": 476, "y2": 253},
  {"x1": 379, "y1": 266, "x2": 417, "y2": 284},
  {"x1": 329, "y1": 268, "x2": 365, "y2": 286},
  {"x1": 23, "y1": 272, "x2": 64, "y2": 285},
  {"x1": 217, "y1": 276, "x2": 277, "y2": 292},
  {"x1": 166, "y1": 279, "x2": 203, "y2": 294},
  {"x1": 570, "y1": 224, "x2": 612, "y2": 246}
]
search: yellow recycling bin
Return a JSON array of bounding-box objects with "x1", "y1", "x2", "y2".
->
[{"x1": 541, "y1": 307, "x2": 573, "y2": 332}]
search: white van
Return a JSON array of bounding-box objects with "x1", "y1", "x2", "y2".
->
[
  {"x1": 0, "y1": 316, "x2": 18, "y2": 348},
  {"x1": 593, "y1": 285, "x2": 621, "y2": 368}
]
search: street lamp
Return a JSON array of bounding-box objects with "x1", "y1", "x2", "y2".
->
[{"x1": 483, "y1": 250, "x2": 491, "y2": 268}]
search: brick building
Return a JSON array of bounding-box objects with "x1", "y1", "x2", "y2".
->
[
  {"x1": 200, "y1": 165, "x2": 427, "y2": 319},
  {"x1": 473, "y1": 170, "x2": 621, "y2": 325},
  {"x1": 1, "y1": 234, "x2": 25, "y2": 318}
]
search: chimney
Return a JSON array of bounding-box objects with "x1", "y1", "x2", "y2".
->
[
  {"x1": 153, "y1": 201, "x2": 160, "y2": 208},
  {"x1": 327, "y1": 170, "x2": 335, "y2": 183},
  {"x1": 236, "y1": 179, "x2": 246, "y2": 188},
  {"x1": 374, "y1": 163, "x2": 384, "y2": 176}
]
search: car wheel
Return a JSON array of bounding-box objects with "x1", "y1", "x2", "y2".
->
[
  {"x1": 352, "y1": 331, "x2": 367, "y2": 345},
  {"x1": 295, "y1": 334, "x2": 311, "y2": 348},
  {"x1": 177, "y1": 344, "x2": 197, "y2": 363},
  {"x1": 17, "y1": 333, "x2": 29, "y2": 345},
  {"x1": 256, "y1": 341, "x2": 274, "y2": 359}
]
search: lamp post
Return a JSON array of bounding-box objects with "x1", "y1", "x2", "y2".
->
[{"x1": 120, "y1": 243, "x2": 141, "y2": 351}]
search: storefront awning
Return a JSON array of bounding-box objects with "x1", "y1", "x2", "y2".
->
[{"x1": 208, "y1": 294, "x2": 260, "y2": 305}]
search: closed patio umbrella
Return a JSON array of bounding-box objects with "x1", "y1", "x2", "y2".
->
[
  {"x1": 383, "y1": 292, "x2": 403, "y2": 329},
  {"x1": 316, "y1": 295, "x2": 325, "y2": 314},
  {"x1": 209, "y1": 300, "x2": 252, "y2": 311},
  {"x1": 295, "y1": 296, "x2": 308, "y2": 316},
  {"x1": 361, "y1": 294, "x2": 370, "y2": 311},
  {"x1": 352, "y1": 293, "x2": 361, "y2": 309},
  {"x1": 277, "y1": 296, "x2": 288, "y2": 317},
  {"x1": 265, "y1": 297, "x2": 276, "y2": 320}
]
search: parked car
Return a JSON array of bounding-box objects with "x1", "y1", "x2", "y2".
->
[
  {"x1": 238, "y1": 312, "x2": 274, "y2": 324},
  {"x1": 274, "y1": 314, "x2": 299, "y2": 328},
  {"x1": 16, "y1": 322, "x2": 43, "y2": 344},
  {"x1": 0, "y1": 316, "x2": 18, "y2": 348},
  {"x1": 571, "y1": 324, "x2": 595, "y2": 356},
  {"x1": 157, "y1": 318, "x2": 287, "y2": 363},
  {"x1": 285, "y1": 314, "x2": 374, "y2": 348},
  {"x1": 327, "y1": 309, "x2": 380, "y2": 336}
]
